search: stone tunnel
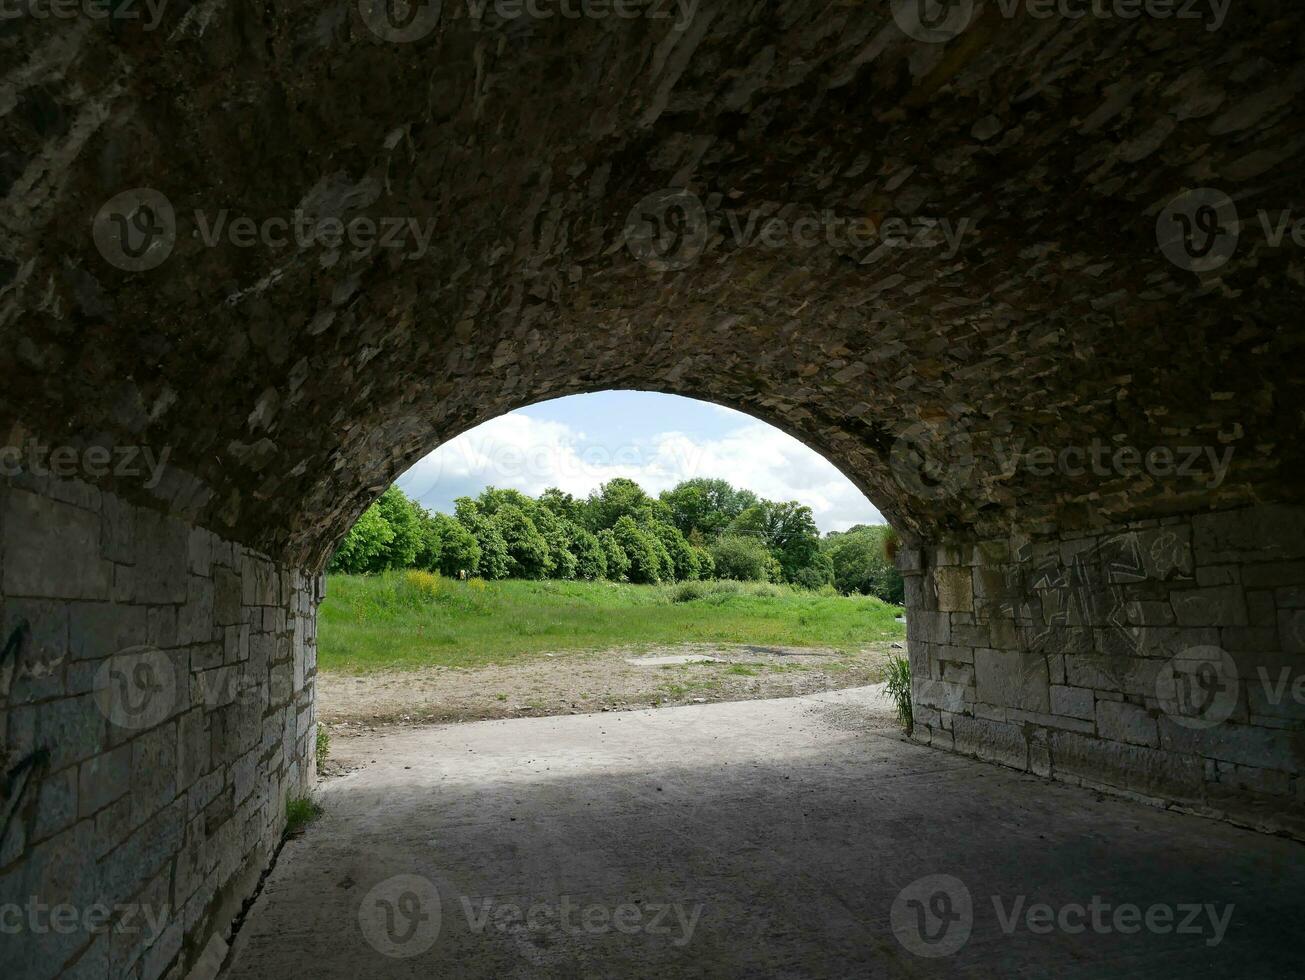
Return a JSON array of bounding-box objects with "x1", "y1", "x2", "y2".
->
[{"x1": 2, "y1": 0, "x2": 1304, "y2": 976}]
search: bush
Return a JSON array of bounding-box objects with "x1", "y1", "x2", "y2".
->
[
  {"x1": 669, "y1": 580, "x2": 708, "y2": 603},
  {"x1": 710, "y1": 534, "x2": 772, "y2": 581},
  {"x1": 404, "y1": 569, "x2": 444, "y2": 601}
]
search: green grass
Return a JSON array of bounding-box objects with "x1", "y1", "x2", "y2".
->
[
  {"x1": 884, "y1": 654, "x2": 913, "y2": 735},
  {"x1": 318, "y1": 571, "x2": 905, "y2": 673},
  {"x1": 285, "y1": 796, "x2": 322, "y2": 835}
]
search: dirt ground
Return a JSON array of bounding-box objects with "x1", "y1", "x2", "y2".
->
[{"x1": 317, "y1": 641, "x2": 904, "y2": 774}]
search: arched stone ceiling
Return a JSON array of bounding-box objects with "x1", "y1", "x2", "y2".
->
[{"x1": 2, "y1": 1, "x2": 1303, "y2": 567}]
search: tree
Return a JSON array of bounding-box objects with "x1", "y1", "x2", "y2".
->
[
  {"x1": 612, "y1": 516, "x2": 664, "y2": 584},
  {"x1": 582, "y1": 478, "x2": 669, "y2": 532},
  {"x1": 373, "y1": 486, "x2": 423, "y2": 570},
  {"x1": 538, "y1": 487, "x2": 583, "y2": 523},
  {"x1": 709, "y1": 534, "x2": 772, "y2": 581},
  {"x1": 651, "y1": 521, "x2": 701, "y2": 581},
  {"x1": 792, "y1": 551, "x2": 834, "y2": 590},
  {"x1": 726, "y1": 500, "x2": 821, "y2": 583},
  {"x1": 659, "y1": 478, "x2": 758, "y2": 538},
  {"x1": 570, "y1": 526, "x2": 608, "y2": 580},
  {"x1": 822, "y1": 525, "x2": 904, "y2": 602},
  {"x1": 532, "y1": 506, "x2": 578, "y2": 580},
  {"x1": 417, "y1": 511, "x2": 481, "y2": 577},
  {"x1": 328, "y1": 503, "x2": 394, "y2": 573},
  {"x1": 597, "y1": 528, "x2": 630, "y2": 581},
  {"x1": 454, "y1": 498, "x2": 510, "y2": 579},
  {"x1": 492, "y1": 504, "x2": 552, "y2": 579}
]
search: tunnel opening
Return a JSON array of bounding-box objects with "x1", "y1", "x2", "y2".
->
[{"x1": 311, "y1": 389, "x2": 909, "y2": 731}]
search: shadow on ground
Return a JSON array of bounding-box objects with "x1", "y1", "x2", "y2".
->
[{"x1": 226, "y1": 688, "x2": 1301, "y2": 979}]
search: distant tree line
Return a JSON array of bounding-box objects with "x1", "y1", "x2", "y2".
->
[{"x1": 329, "y1": 477, "x2": 904, "y2": 602}]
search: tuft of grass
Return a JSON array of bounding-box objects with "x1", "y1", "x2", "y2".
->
[
  {"x1": 314, "y1": 725, "x2": 330, "y2": 775},
  {"x1": 285, "y1": 796, "x2": 323, "y2": 835},
  {"x1": 882, "y1": 526, "x2": 901, "y2": 564},
  {"x1": 319, "y1": 573, "x2": 905, "y2": 673},
  {"x1": 884, "y1": 654, "x2": 913, "y2": 736}
]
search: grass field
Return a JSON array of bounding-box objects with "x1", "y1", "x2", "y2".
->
[{"x1": 318, "y1": 571, "x2": 906, "y2": 673}]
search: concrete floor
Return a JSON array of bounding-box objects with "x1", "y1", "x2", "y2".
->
[{"x1": 224, "y1": 688, "x2": 1302, "y2": 979}]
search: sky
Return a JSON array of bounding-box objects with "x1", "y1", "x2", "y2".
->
[{"x1": 395, "y1": 391, "x2": 885, "y2": 534}]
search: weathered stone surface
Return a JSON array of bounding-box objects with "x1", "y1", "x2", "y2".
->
[
  {"x1": 3, "y1": 491, "x2": 110, "y2": 599},
  {"x1": 2, "y1": 5, "x2": 1305, "y2": 972},
  {"x1": 933, "y1": 566, "x2": 974, "y2": 613},
  {"x1": 0, "y1": 480, "x2": 320, "y2": 979},
  {"x1": 975, "y1": 648, "x2": 1050, "y2": 713},
  {"x1": 1, "y1": 8, "x2": 1302, "y2": 567}
]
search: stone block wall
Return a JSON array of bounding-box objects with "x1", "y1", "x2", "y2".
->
[
  {"x1": 0, "y1": 476, "x2": 319, "y2": 980},
  {"x1": 903, "y1": 502, "x2": 1305, "y2": 836}
]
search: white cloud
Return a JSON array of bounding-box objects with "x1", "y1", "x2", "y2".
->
[{"x1": 397, "y1": 411, "x2": 884, "y2": 533}]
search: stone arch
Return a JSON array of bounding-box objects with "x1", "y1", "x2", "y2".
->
[{"x1": 2, "y1": 4, "x2": 1304, "y2": 977}]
